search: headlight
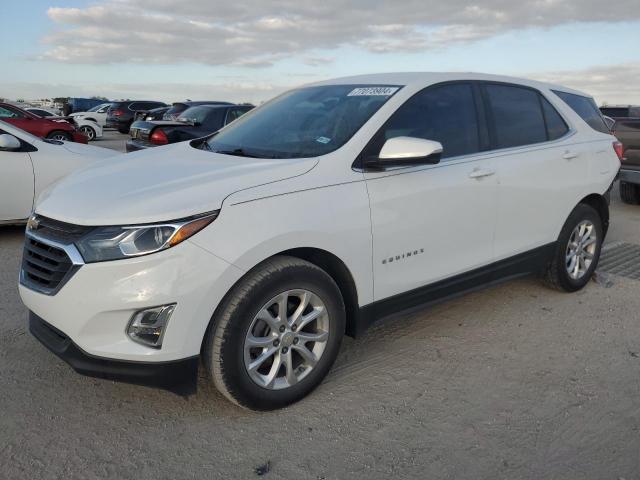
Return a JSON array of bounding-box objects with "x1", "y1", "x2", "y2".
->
[{"x1": 75, "y1": 211, "x2": 218, "y2": 263}]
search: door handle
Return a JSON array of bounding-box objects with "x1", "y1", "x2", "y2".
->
[
  {"x1": 562, "y1": 151, "x2": 579, "y2": 160},
  {"x1": 468, "y1": 168, "x2": 495, "y2": 179}
]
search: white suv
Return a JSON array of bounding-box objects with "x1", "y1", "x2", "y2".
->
[{"x1": 19, "y1": 73, "x2": 621, "y2": 410}]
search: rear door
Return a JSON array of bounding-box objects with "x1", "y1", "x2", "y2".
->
[
  {"x1": 363, "y1": 82, "x2": 498, "y2": 301},
  {"x1": 0, "y1": 129, "x2": 34, "y2": 220},
  {"x1": 482, "y1": 83, "x2": 587, "y2": 260}
]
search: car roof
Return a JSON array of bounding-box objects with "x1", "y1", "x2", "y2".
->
[{"x1": 307, "y1": 72, "x2": 590, "y2": 98}]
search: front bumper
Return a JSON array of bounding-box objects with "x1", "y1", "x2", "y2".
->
[
  {"x1": 71, "y1": 131, "x2": 88, "y2": 144},
  {"x1": 20, "y1": 238, "x2": 245, "y2": 363},
  {"x1": 29, "y1": 311, "x2": 198, "y2": 394}
]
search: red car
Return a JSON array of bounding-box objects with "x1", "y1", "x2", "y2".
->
[{"x1": 0, "y1": 103, "x2": 87, "y2": 143}]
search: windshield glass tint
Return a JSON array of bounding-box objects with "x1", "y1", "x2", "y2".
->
[
  {"x1": 205, "y1": 84, "x2": 401, "y2": 159},
  {"x1": 178, "y1": 106, "x2": 212, "y2": 124}
]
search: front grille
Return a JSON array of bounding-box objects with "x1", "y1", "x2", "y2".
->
[
  {"x1": 20, "y1": 215, "x2": 89, "y2": 295},
  {"x1": 22, "y1": 237, "x2": 75, "y2": 293}
]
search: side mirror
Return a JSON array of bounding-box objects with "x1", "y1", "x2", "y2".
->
[
  {"x1": 368, "y1": 137, "x2": 443, "y2": 168},
  {"x1": 0, "y1": 134, "x2": 22, "y2": 151}
]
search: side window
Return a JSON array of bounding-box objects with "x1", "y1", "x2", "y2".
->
[
  {"x1": 484, "y1": 84, "x2": 547, "y2": 149},
  {"x1": 552, "y1": 90, "x2": 609, "y2": 134},
  {"x1": 367, "y1": 83, "x2": 480, "y2": 160},
  {"x1": 540, "y1": 97, "x2": 569, "y2": 140}
]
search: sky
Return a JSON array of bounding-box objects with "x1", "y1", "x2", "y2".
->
[{"x1": 1, "y1": 0, "x2": 639, "y2": 106}]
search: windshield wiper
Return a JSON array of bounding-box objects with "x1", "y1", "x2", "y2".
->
[{"x1": 214, "y1": 148, "x2": 262, "y2": 158}]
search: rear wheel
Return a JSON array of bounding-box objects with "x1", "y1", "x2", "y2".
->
[
  {"x1": 46, "y1": 130, "x2": 71, "y2": 141},
  {"x1": 203, "y1": 256, "x2": 345, "y2": 410},
  {"x1": 544, "y1": 204, "x2": 602, "y2": 292},
  {"x1": 79, "y1": 125, "x2": 96, "y2": 141},
  {"x1": 620, "y1": 181, "x2": 640, "y2": 205}
]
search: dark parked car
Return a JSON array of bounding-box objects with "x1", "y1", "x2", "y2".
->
[
  {"x1": 0, "y1": 103, "x2": 87, "y2": 143},
  {"x1": 126, "y1": 104, "x2": 253, "y2": 152},
  {"x1": 133, "y1": 106, "x2": 170, "y2": 122},
  {"x1": 162, "y1": 101, "x2": 233, "y2": 121},
  {"x1": 600, "y1": 105, "x2": 640, "y2": 204},
  {"x1": 106, "y1": 100, "x2": 168, "y2": 134}
]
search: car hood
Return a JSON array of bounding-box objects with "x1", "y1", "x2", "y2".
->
[
  {"x1": 61, "y1": 141, "x2": 116, "y2": 158},
  {"x1": 35, "y1": 142, "x2": 318, "y2": 225}
]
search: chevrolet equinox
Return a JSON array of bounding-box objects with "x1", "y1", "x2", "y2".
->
[{"x1": 20, "y1": 73, "x2": 621, "y2": 410}]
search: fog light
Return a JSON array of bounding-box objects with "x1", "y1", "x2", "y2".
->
[{"x1": 127, "y1": 304, "x2": 175, "y2": 348}]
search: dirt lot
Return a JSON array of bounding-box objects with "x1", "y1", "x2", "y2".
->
[{"x1": 1, "y1": 138, "x2": 639, "y2": 479}]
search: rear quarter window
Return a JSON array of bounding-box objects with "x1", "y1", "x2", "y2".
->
[{"x1": 553, "y1": 90, "x2": 609, "y2": 134}]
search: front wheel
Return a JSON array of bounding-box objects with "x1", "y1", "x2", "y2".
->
[
  {"x1": 46, "y1": 130, "x2": 71, "y2": 141},
  {"x1": 79, "y1": 125, "x2": 96, "y2": 141},
  {"x1": 543, "y1": 204, "x2": 603, "y2": 292},
  {"x1": 203, "y1": 256, "x2": 345, "y2": 410}
]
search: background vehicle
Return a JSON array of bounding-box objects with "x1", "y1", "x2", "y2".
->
[
  {"x1": 162, "y1": 101, "x2": 233, "y2": 120},
  {"x1": 106, "y1": 100, "x2": 168, "y2": 134},
  {"x1": 66, "y1": 98, "x2": 107, "y2": 115},
  {"x1": 20, "y1": 73, "x2": 620, "y2": 410},
  {"x1": 0, "y1": 102, "x2": 87, "y2": 143},
  {"x1": 0, "y1": 120, "x2": 115, "y2": 223},
  {"x1": 70, "y1": 103, "x2": 111, "y2": 127},
  {"x1": 600, "y1": 105, "x2": 640, "y2": 204},
  {"x1": 133, "y1": 106, "x2": 170, "y2": 122},
  {"x1": 127, "y1": 104, "x2": 253, "y2": 152}
]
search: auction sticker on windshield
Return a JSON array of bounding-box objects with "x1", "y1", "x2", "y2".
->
[{"x1": 347, "y1": 87, "x2": 399, "y2": 96}]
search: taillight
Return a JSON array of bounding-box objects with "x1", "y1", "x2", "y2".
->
[
  {"x1": 111, "y1": 109, "x2": 124, "y2": 117},
  {"x1": 613, "y1": 141, "x2": 625, "y2": 162},
  {"x1": 150, "y1": 129, "x2": 169, "y2": 145}
]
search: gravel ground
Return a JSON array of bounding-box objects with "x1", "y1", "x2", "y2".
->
[{"x1": 1, "y1": 139, "x2": 639, "y2": 479}]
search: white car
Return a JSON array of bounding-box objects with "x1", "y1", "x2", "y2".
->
[
  {"x1": 0, "y1": 120, "x2": 116, "y2": 223},
  {"x1": 20, "y1": 73, "x2": 621, "y2": 410},
  {"x1": 70, "y1": 103, "x2": 111, "y2": 128},
  {"x1": 72, "y1": 118, "x2": 103, "y2": 142}
]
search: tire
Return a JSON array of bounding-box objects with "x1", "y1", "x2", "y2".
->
[
  {"x1": 79, "y1": 125, "x2": 96, "y2": 141},
  {"x1": 203, "y1": 256, "x2": 346, "y2": 410},
  {"x1": 620, "y1": 181, "x2": 640, "y2": 205},
  {"x1": 46, "y1": 130, "x2": 71, "y2": 141},
  {"x1": 544, "y1": 203, "x2": 603, "y2": 292}
]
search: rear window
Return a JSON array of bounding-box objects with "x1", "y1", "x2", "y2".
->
[
  {"x1": 165, "y1": 103, "x2": 189, "y2": 116},
  {"x1": 553, "y1": 90, "x2": 609, "y2": 134}
]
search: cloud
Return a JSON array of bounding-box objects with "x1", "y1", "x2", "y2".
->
[
  {"x1": 531, "y1": 63, "x2": 640, "y2": 105},
  {"x1": 42, "y1": 0, "x2": 640, "y2": 66}
]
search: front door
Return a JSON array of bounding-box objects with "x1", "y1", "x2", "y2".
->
[{"x1": 362, "y1": 82, "x2": 498, "y2": 302}]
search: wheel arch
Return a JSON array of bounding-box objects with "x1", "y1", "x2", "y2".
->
[
  {"x1": 277, "y1": 247, "x2": 360, "y2": 338},
  {"x1": 578, "y1": 192, "x2": 610, "y2": 237}
]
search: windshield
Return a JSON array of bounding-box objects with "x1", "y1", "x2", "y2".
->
[
  {"x1": 178, "y1": 106, "x2": 213, "y2": 125},
  {"x1": 204, "y1": 84, "x2": 401, "y2": 159}
]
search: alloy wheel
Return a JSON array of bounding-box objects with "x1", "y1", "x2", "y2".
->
[
  {"x1": 244, "y1": 289, "x2": 329, "y2": 390},
  {"x1": 565, "y1": 220, "x2": 597, "y2": 280},
  {"x1": 79, "y1": 126, "x2": 95, "y2": 141}
]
